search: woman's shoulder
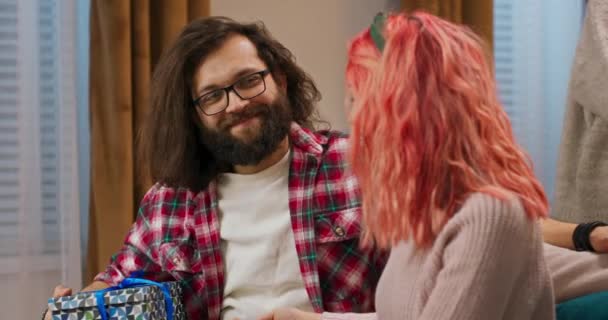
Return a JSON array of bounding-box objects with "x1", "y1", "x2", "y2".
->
[{"x1": 442, "y1": 192, "x2": 538, "y2": 245}]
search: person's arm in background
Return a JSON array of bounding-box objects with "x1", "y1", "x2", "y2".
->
[
  {"x1": 541, "y1": 217, "x2": 608, "y2": 252},
  {"x1": 541, "y1": 218, "x2": 577, "y2": 250}
]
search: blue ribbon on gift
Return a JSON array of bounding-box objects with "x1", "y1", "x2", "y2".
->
[{"x1": 93, "y1": 274, "x2": 174, "y2": 320}]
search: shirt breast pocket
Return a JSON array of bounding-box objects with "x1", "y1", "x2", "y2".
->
[
  {"x1": 158, "y1": 241, "x2": 203, "y2": 280},
  {"x1": 315, "y1": 207, "x2": 362, "y2": 243},
  {"x1": 314, "y1": 207, "x2": 366, "y2": 309}
]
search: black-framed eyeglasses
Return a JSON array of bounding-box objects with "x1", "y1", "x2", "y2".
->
[{"x1": 193, "y1": 69, "x2": 271, "y2": 116}]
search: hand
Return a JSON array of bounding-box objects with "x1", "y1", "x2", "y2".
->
[
  {"x1": 43, "y1": 285, "x2": 72, "y2": 320},
  {"x1": 258, "y1": 308, "x2": 321, "y2": 320},
  {"x1": 590, "y1": 226, "x2": 608, "y2": 253}
]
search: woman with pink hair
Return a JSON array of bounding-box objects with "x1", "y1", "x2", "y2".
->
[
  {"x1": 346, "y1": 10, "x2": 608, "y2": 320},
  {"x1": 261, "y1": 10, "x2": 608, "y2": 320},
  {"x1": 348, "y1": 11, "x2": 552, "y2": 319},
  {"x1": 260, "y1": 11, "x2": 553, "y2": 320}
]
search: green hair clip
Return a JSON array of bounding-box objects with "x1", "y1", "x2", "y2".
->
[{"x1": 370, "y1": 12, "x2": 386, "y2": 52}]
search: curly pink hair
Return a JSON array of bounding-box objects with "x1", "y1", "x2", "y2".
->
[
  {"x1": 347, "y1": 12, "x2": 548, "y2": 249},
  {"x1": 345, "y1": 28, "x2": 380, "y2": 99}
]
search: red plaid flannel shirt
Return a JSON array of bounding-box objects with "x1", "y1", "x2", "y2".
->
[{"x1": 95, "y1": 123, "x2": 387, "y2": 319}]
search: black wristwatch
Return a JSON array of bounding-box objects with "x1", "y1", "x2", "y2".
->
[{"x1": 573, "y1": 221, "x2": 607, "y2": 252}]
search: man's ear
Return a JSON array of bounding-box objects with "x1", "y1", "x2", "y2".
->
[{"x1": 274, "y1": 72, "x2": 287, "y2": 94}]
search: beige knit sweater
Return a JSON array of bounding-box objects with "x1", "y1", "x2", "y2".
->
[
  {"x1": 320, "y1": 238, "x2": 608, "y2": 320},
  {"x1": 323, "y1": 193, "x2": 555, "y2": 320},
  {"x1": 553, "y1": 0, "x2": 608, "y2": 222}
]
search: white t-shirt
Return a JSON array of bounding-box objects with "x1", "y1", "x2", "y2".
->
[{"x1": 218, "y1": 150, "x2": 314, "y2": 320}]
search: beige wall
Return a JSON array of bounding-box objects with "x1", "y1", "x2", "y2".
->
[{"x1": 211, "y1": 0, "x2": 400, "y2": 131}]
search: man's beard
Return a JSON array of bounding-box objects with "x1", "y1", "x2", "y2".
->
[{"x1": 199, "y1": 95, "x2": 292, "y2": 167}]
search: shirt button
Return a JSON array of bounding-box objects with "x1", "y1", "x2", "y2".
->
[{"x1": 334, "y1": 226, "x2": 346, "y2": 238}]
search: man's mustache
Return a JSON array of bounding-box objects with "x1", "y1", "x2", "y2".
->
[{"x1": 219, "y1": 104, "x2": 270, "y2": 130}]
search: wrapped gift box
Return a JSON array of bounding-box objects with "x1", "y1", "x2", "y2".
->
[{"x1": 47, "y1": 279, "x2": 186, "y2": 320}]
